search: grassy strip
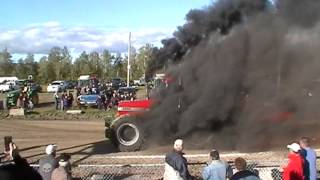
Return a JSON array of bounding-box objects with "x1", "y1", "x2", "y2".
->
[{"x1": 0, "y1": 107, "x2": 116, "y2": 122}]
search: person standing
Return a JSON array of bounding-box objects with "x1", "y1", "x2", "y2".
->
[
  {"x1": 51, "y1": 153, "x2": 72, "y2": 180},
  {"x1": 299, "y1": 137, "x2": 317, "y2": 180},
  {"x1": 282, "y1": 143, "x2": 305, "y2": 180},
  {"x1": 39, "y1": 144, "x2": 58, "y2": 180},
  {"x1": 202, "y1": 149, "x2": 233, "y2": 180},
  {"x1": 164, "y1": 139, "x2": 192, "y2": 180},
  {"x1": 61, "y1": 91, "x2": 68, "y2": 111},
  {"x1": 67, "y1": 91, "x2": 73, "y2": 108},
  {"x1": 54, "y1": 91, "x2": 60, "y2": 110},
  {"x1": 231, "y1": 157, "x2": 260, "y2": 180}
]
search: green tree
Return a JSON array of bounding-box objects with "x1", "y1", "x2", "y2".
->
[
  {"x1": 134, "y1": 44, "x2": 154, "y2": 80},
  {"x1": 0, "y1": 48, "x2": 14, "y2": 76},
  {"x1": 47, "y1": 46, "x2": 73, "y2": 80},
  {"x1": 73, "y1": 51, "x2": 90, "y2": 77},
  {"x1": 38, "y1": 56, "x2": 55, "y2": 83},
  {"x1": 88, "y1": 51, "x2": 103, "y2": 78},
  {"x1": 113, "y1": 55, "x2": 126, "y2": 78},
  {"x1": 60, "y1": 46, "x2": 72, "y2": 80},
  {"x1": 101, "y1": 49, "x2": 113, "y2": 79},
  {"x1": 15, "y1": 58, "x2": 27, "y2": 78},
  {"x1": 48, "y1": 47, "x2": 61, "y2": 80},
  {"x1": 24, "y1": 53, "x2": 38, "y2": 80}
]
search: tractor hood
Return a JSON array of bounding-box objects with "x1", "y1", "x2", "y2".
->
[{"x1": 117, "y1": 99, "x2": 153, "y2": 116}]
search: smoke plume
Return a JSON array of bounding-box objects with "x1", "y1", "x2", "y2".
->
[{"x1": 144, "y1": 0, "x2": 320, "y2": 151}]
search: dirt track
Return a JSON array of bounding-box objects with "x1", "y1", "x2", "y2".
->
[{"x1": 0, "y1": 120, "x2": 109, "y2": 162}]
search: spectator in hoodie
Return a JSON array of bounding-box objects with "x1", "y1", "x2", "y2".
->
[
  {"x1": 39, "y1": 144, "x2": 59, "y2": 180},
  {"x1": 164, "y1": 139, "x2": 192, "y2": 180},
  {"x1": 282, "y1": 142, "x2": 305, "y2": 180}
]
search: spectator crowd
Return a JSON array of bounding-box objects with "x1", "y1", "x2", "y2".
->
[
  {"x1": 163, "y1": 137, "x2": 317, "y2": 180},
  {"x1": 54, "y1": 85, "x2": 136, "y2": 111},
  {"x1": 0, "y1": 136, "x2": 318, "y2": 180}
]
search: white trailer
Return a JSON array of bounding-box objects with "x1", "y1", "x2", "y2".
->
[{"x1": 0, "y1": 77, "x2": 18, "y2": 84}]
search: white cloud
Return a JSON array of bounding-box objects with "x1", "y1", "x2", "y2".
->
[{"x1": 0, "y1": 22, "x2": 174, "y2": 58}]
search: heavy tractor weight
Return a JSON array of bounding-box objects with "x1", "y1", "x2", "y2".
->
[{"x1": 105, "y1": 116, "x2": 145, "y2": 152}]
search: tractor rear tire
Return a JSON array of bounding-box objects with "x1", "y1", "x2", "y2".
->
[{"x1": 112, "y1": 117, "x2": 144, "y2": 152}]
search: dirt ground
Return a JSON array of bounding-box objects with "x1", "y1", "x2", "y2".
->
[{"x1": 0, "y1": 120, "x2": 108, "y2": 162}]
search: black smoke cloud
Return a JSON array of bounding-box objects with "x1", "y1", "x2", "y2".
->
[{"x1": 143, "y1": 0, "x2": 320, "y2": 151}]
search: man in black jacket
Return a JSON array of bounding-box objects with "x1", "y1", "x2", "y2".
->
[
  {"x1": 0, "y1": 143, "x2": 42, "y2": 180},
  {"x1": 164, "y1": 139, "x2": 192, "y2": 180}
]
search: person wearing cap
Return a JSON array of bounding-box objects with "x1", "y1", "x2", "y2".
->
[
  {"x1": 202, "y1": 149, "x2": 233, "y2": 180},
  {"x1": 39, "y1": 144, "x2": 59, "y2": 180},
  {"x1": 231, "y1": 157, "x2": 260, "y2": 180},
  {"x1": 282, "y1": 142, "x2": 305, "y2": 180},
  {"x1": 163, "y1": 139, "x2": 192, "y2": 180},
  {"x1": 299, "y1": 137, "x2": 317, "y2": 180},
  {"x1": 51, "y1": 153, "x2": 72, "y2": 180},
  {"x1": 54, "y1": 91, "x2": 60, "y2": 110}
]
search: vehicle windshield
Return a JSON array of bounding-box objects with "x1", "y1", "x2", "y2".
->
[
  {"x1": 118, "y1": 88, "x2": 135, "y2": 94},
  {"x1": 52, "y1": 82, "x2": 62, "y2": 85},
  {"x1": 111, "y1": 79, "x2": 121, "y2": 84},
  {"x1": 154, "y1": 79, "x2": 166, "y2": 89},
  {"x1": 81, "y1": 95, "x2": 99, "y2": 101},
  {"x1": 78, "y1": 78, "x2": 98, "y2": 88}
]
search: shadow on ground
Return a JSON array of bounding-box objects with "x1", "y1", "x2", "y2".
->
[
  {"x1": 23, "y1": 140, "x2": 118, "y2": 164},
  {"x1": 35, "y1": 102, "x2": 54, "y2": 108},
  {"x1": 70, "y1": 140, "x2": 119, "y2": 164}
]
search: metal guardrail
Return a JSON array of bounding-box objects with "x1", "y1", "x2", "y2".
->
[
  {"x1": 2, "y1": 156, "x2": 320, "y2": 179},
  {"x1": 29, "y1": 161, "x2": 285, "y2": 180}
]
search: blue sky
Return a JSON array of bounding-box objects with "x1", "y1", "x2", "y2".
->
[{"x1": 0, "y1": 0, "x2": 213, "y2": 59}]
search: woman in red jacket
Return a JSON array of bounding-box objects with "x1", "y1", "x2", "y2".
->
[{"x1": 282, "y1": 143, "x2": 305, "y2": 180}]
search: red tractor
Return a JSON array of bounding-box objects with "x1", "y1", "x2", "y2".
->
[
  {"x1": 105, "y1": 74, "x2": 170, "y2": 151},
  {"x1": 105, "y1": 72, "x2": 296, "y2": 152},
  {"x1": 105, "y1": 99, "x2": 153, "y2": 151}
]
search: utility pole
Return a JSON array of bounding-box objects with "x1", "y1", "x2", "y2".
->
[
  {"x1": 127, "y1": 32, "x2": 131, "y2": 87},
  {"x1": 144, "y1": 55, "x2": 147, "y2": 80}
]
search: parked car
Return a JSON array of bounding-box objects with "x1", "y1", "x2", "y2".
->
[
  {"x1": 47, "y1": 81, "x2": 67, "y2": 92},
  {"x1": 117, "y1": 87, "x2": 136, "y2": 101},
  {"x1": 110, "y1": 78, "x2": 126, "y2": 90},
  {"x1": 65, "y1": 80, "x2": 77, "y2": 89},
  {"x1": 77, "y1": 94, "x2": 100, "y2": 108},
  {"x1": 30, "y1": 83, "x2": 42, "y2": 92},
  {"x1": 133, "y1": 78, "x2": 146, "y2": 86}
]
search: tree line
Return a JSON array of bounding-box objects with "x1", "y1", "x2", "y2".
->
[{"x1": 0, "y1": 44, "x2": 155, "y2": 84}]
